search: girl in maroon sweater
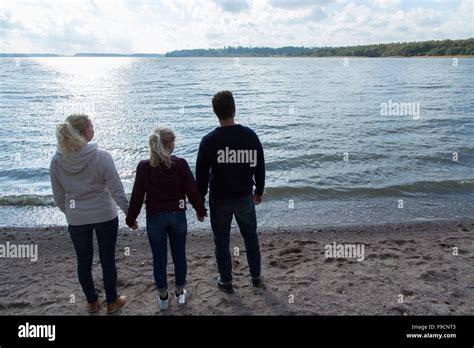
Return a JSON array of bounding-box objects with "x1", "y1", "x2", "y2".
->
[{"x1": 126, "y1": 126, "x2": 206, "y2": 310}]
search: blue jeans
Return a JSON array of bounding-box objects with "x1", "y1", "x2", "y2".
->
[
  {"x1": 209, "y1": 194, "x2": 261, "y2": 283},
  {"x1": 68, "y1": 217, "x2": 118, "y2": 304},
  {"x1": 146, "y1": 211, "x2": 187, "y2": 293}
]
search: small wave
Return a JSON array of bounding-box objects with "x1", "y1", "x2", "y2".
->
[
  {"x1": 0, "y1": 194, "x2": 55, "y2": 207},
  {"x1": 0, "y1": 168, "x2": 50, "y2": 180},
  {"x1": 264, "y1": 179, "x2": 474, "y2": 200},
  {"x1": 266, "y1": 152, "x2": 390, "y2": 170},
  {"x1": 417, "y1": 85, "x2": 447, "y2": 89},
  {"x1": 424, "y1": 118, "x2": 473, "y2": 125},
  {"x1": 1, "y1": 180, "x2": 472, "y2": 207}
]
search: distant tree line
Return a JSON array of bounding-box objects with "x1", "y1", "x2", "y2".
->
[{"x1": 166, "y1": 38, "x2": 474, "y2": 57}]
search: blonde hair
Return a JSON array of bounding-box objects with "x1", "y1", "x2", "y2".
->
[
  {"x1": 55, "y1": 114, "x2": 91, "y2": 155},
  {"x1": 149, "y1": 126, "x2": 176, "y2": 168}
]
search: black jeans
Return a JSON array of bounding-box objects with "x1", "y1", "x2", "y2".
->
[
  {"x1": 209, "y1": 194, "x2": 261, "y2": 283},
  {"x1": 68, "y1": 217, "x2": 118, "y2": 303}
]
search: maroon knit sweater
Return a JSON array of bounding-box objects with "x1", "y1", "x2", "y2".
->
[{"x1": 126, "y1": 156, "x2": 206, "y2": 227}]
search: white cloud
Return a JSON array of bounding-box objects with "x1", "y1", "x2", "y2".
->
[
  {"x1": 214, "y1": 0, "x2": 250, "y2": 12},
  {"x1": 0, "y1": 0, "x2": 471, "y2": 54},
  {"x1": 269, "y1": 0, "x2": 333, "y2": 9}
]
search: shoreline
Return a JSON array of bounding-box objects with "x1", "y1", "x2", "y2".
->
[
  {"x1": 1, "y1": 216, "x2": 473, "y2": 234},
  {"x1": 2, "y1": 193, "x2": 474, "y2": 229},
  {"x1": 2, "y1": 55, "x2": 474, "y2": 59},
  {"x1": 1, "y1": 218, "x2": 473, "y2": 315}
]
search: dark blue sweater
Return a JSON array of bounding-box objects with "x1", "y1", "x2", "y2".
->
[{"x1": 196, "y1": 124, "x2": 265, "y2": 201}]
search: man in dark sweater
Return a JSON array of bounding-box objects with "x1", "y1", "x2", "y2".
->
[{"x1": 196, "y1": 91, "x2": 265, "y2": 293}]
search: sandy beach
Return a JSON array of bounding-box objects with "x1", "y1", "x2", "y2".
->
[{"x1": 0, "y1": 218, "x2": 473, "y2": 316}]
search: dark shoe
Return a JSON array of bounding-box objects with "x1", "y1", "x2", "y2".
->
[
  {"x1": 107, "y1": 295, "x2": 126, "y2": 314},
  {"x1": 251, "y1": 277, "x2": 263, "y2": 288},
  {"x1": 217, "y1": 277, "x2": 234, "y2": 294}
]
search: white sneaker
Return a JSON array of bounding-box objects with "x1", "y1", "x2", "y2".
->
[
  {"x1": 159, "y1": 293, "x2": 169, "y2": 311},
  {"x1": 175, "y1": 289, "x2": 187, "y2": 306}
]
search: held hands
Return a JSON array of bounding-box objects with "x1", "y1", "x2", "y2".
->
[
  {"x1": 129, "y1": 220, "x2": 139, "y2": 230},
  {"x1": 197, "y1": 211, "x2": 207, "y2": 222},
  {"x1": 253, "y1": 193, "x2": 263, "y2": 205}
]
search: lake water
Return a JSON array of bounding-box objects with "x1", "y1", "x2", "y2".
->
[{"x1": 0, "y1": 57, "x2": 473, "y2": 228}]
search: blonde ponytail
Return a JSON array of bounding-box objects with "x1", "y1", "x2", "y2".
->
[
  {"x1": 149, "y1": 126, "x2": 176, "y2": 168},
  {"x1": 55, "y1": 114, "x2": 91, "y2": 155}
]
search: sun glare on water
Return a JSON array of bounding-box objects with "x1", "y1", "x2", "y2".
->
[
  {"x1": 37, "y1": 57, "x2": 131, "y2": 81},
  {"x1": 34, "y1": 57, "x2": 132, "y2": 121}
]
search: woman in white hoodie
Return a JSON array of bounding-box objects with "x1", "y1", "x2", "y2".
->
[{"x1": 50, "y1": 114, "x2": 129, "y2": 314}]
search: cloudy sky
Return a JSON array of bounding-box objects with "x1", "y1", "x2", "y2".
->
[{"x1": 0, "y1": 0, "x2": 473, "y2": 54}]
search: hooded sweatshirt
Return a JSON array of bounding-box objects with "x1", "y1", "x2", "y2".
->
[
  {"x1": 125, "y1": 156, "x2": 206, "y2": 227},
  {"x1": 49, "y1": 143, "x2": 129, "y2": 226}
]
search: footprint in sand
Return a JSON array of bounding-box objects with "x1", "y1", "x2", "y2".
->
[
  {"x1": 278, "y1": 247, "x2": 302, "y2": 256},
  {"x1": 438, "y1": 242, "x2": 454, "y2": 249},
  {"x1": 366, "y1": 253, "x2": 399, "y2": 260},
  {"x1": 294, "y1": 240, "x2": 318, "y2": 246},
  {"x1": 0, "y1": 301, "x2": 30, "y2": 309},
  {"x1": 419, "y1": 270, "x2": 445, "y2": 281},
  {"x1": 269, "y1": 260, "x2": 288, "y2": 269},
  {"x1": 382, "y1": 253, "x2": 400, "y2": 259},
  {"x1": 401, "y1": 289, "x2": 414, "y2": 296},
  {"x1": 389, "y1": 239, "x2": 415, "y2": 246},
  {"x1": 282, "y1": 257, "x2": 306, "y2": 267},
  {"x1": 405, "y1": 255, "x2": 421, "y2": 259},
  {"x1": 389, "y1": 306, "x2": 407, "y2": 315}
]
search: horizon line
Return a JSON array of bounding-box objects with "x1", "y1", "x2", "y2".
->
[{"x1": 1, "y1": 37, "x2": 472, "y2": 56}]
